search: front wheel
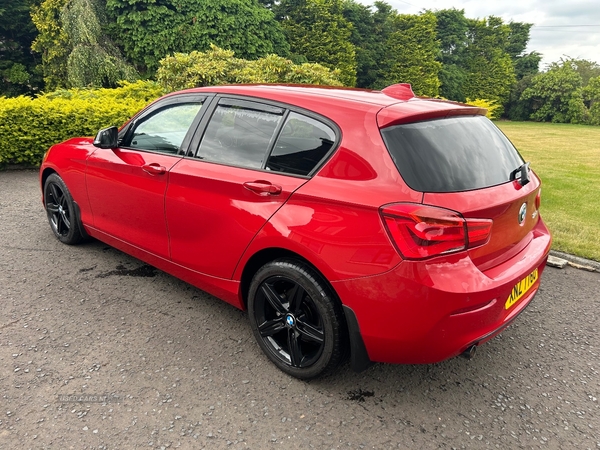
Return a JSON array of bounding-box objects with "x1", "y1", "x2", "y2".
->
[
  {"x1": 248, "y1": 258, "x2": 347, "y2": 379},
  {"x1": 44, "y1": 173, "x2": 85, "y2": 245}
]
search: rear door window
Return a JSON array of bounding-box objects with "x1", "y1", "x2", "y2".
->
[
  {"x1": 380, "y1": 115, "x2": 524, "y2": 192},
  {"x1": 267, "y1": 112, "x2": 336, "y2": 176},
  {"x1": 196, "y1": 98, "x2": 284, "y2": 169}
]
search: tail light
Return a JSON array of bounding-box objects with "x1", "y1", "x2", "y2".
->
[
  {"x1": 380, "y1": 203, "x2": 493, "y2": 260},
  {"x1": 535, "y1": 188, "x2": 541, "y2": 210}
]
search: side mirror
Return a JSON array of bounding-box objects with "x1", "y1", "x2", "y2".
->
[{"x1": 93, "y1": 126, "x2": 119, "y2": 149}]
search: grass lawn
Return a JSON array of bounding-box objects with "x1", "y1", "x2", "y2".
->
[{"x1": 496, "y1": 121, "x2": 600, "y2": 262}]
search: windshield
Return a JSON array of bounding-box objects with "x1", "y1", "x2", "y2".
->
[{"x1": 381, "y1": 115, "x2": 524, "y2": 193}]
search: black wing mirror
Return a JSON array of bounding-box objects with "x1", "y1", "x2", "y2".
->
[{"x1": 93, "y1": 126, "x2": 119, "y2": 149}]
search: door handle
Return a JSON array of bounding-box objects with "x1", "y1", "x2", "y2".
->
[
  {"x1": 243, "y1": 180, "x2": 283, "y2": 196},
  {"x1": 142, "y1": 163, "x2": 166, "y2": 175}
]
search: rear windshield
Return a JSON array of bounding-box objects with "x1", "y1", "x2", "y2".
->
[{"x1": 380, "y1": 115, "x2": 524, "y2": 192}]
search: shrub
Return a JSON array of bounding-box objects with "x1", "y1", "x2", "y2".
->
[
  {"x1": 156, "y1": 44, "x2": 343, "y2": 92},
  {"x1": 466, "y1": 98, "x2": 502, "y2": 119},
  {"x1": 520, "y1": 60, "x2": 587, "y2": 124},
  {"x1": 0, "y1": 80, "x2": 163, "y2": 167}
]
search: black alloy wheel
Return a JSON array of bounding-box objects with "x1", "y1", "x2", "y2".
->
[
  {"x1": 44, "y1": 173, "x2": 84, "y2": 245},
  {"x1": 248, "y1": 259, "x2": 346, "y2": 379}
]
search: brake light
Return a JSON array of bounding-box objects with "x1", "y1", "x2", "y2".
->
[
  {"x1": 535, "y1": 188, "x2": 541, "y2": 210},
  {"x1": 380, "y1": 203, "x2": 493, "y2": 260}
]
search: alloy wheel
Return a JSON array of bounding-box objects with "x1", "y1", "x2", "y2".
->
[
  {"x1": 45, "y1": 181, "x2": 71, "y2": 237},
  {"x1": 254, "y1": 276, "x2": 325, "y2": 368}
]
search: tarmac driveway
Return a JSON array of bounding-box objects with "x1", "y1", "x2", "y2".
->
[{"x1": 0, "y1": 170, "x2": 598, "y2": 449}]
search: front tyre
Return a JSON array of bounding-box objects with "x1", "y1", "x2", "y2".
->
[
  {"x1": 248, "y1": 258, "x2": 346, "y2": 379},
  {"x1": 44, "y1": 173, "x2": 84, "y2": 245}
]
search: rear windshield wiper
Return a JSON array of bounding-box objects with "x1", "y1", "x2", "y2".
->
[{"x1": 510, "y1": 162, "x2": 530, "y2": 186}]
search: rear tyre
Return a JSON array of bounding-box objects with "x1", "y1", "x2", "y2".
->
[
  {"x1": 248, "y1": 258, "x2": 346, "y2": 379},
  {"x1": 44, "y1": 173, "x2": 84, "y2": 245}
]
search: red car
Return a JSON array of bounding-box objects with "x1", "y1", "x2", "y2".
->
[{"x1": 40, "y1": 84, "x2": 551, "y2": 379}]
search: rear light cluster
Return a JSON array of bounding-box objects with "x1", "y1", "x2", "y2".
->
[
  {"x1": 380, "y1": 203, "x2": 493, "y2": 260},
  {"x1": 535, "y1": 188, "x2": 541, "y2": 210}
]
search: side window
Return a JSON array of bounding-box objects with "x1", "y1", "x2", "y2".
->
[
  {"x1": 196, "y1": 99, "x2": 284, "y2": 169},
  {"x1": 267, "y1": 112, "x2": 336, "y2": 176},
  {"x1": 125, "y1": 102, "x2": 204, "y2": 154}
]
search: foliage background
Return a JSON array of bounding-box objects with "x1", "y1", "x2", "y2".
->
[
  {"x1": 0, "y1": 0, "x2": 42, "y2": 96},
  {"x1": 0, "y1": 43, "x2": 344, "y2": 167},
  {"x1": 3, "y1": 0, "x2": 599, "y2": 125},
  {"x1": 1, "y1": 0, "x2": 600, "y2": 169},
  {"x1": 106, "y1": 0, "x2": 290, "y2": 74}
]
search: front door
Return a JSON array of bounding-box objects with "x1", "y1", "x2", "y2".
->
[{"x1": 86, "y1": 96, "x2": 206, "y2": 258}]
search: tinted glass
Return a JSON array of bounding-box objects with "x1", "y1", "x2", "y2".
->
[
  {"x1": 127, "y1": 103, "x2": 203, "y2": 153},
  {"x1": 197, "y1": 100, "x2": 284, "y2": 169},
  {"x1": 267, "y1": 112, "x2": 336, "y2": 176},
  {"x1": 381, "y1": 115, "x2": 524, "y2": 192}
]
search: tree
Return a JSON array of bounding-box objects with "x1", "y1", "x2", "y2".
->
[
  {"x1": 504, "y1": 74, "x2": 536, "y2": 121},
  {"x1": 0, "y1": 0, "x2": 43, "y2": 96},
  {"x1": 275, "y1": 0, "x2": 357, "y2": 86},
  {"x1": 505, "y1": 21, "x2": 532, "y2": 60},
  {"x1": 570, "y1": 59, "x2": 600, "y2": 86},
  {"x1": 433, "y1": 8, "x2": 469, "y2": 101},
  {"x1": 503, "y1": 51, "x2": 540, "y2": 120},
  {"x1": 106, "y1": 0, "x2": 290, "y2": 75},
  {"x1": 463, "y1": 16, "x2": 516, "y2": 106},
  {"x1": 434, "y1": 10, "x2": 535, "y2": 107},
  {"x1": 506, "y1": 22, "x2": 540, "y2": 82},
  {"x1": 32, "y1": 0, "x2": 136, "y2": 89},
  {"x1": 498, "y1": 21, "x2": 539, "y2": 120},
  {"x1": 61, "y1": 0, "x2": 137, "y2": 88},
  {"x1": 582, "y1": 75, "x2": 600, "y2": 125},
  {"x1": 377, "y1": 11, "x2": 441, "y2": 96},
  {"x1": 342, "y1": 0, "x2": 393, "y2": 89},
  {"x1": 521, "y1": 60, "x2": 587, "y2": 123},
  {"x1": 31, "y1": 0, "x2": 69, "y2": 90},
  {"x1": 513, "y1": 51, "x2": 541, "y2": 79}
]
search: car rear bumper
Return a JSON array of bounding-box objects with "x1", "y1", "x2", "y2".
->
[{"x1": 333, "y1": 218, "x2": 552, "y2": 365}]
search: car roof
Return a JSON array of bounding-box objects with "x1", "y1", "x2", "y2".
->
[
  {"x1": 171, "y1": 84, "x2": 487, "y2": 126},
  {"x1": 181, "y1": 84, "x2": 404, "y2": 108}
]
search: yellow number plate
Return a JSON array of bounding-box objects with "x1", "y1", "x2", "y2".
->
[{"x1": 505, "y1": 268, "x2": 538, "y2": 310}]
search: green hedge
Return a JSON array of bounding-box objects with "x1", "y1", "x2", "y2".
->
[{"x1": 0, "y1": 81, "x2": 164, "y2": 167}]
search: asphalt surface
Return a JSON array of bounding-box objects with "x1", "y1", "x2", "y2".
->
[{"x1": 1, "y1": 170, "x2": 599, "y2": 449}]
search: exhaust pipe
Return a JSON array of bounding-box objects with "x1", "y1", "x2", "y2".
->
[{"x1": 461, "y1": 344, "x2": 477, "y2": 360}]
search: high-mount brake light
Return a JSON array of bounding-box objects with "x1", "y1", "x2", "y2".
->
[{"x1": 380, "y1": 203, "x2": 493, "y2": 260}]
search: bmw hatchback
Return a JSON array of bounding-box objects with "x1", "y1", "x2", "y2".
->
[{"x1": 40, "y1": 83, "x2": 551, "y2": 379}]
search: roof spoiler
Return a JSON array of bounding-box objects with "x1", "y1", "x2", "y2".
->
[
  {"x1": 381, "y1": 83, "x2": 415, "y2": 101},
  {"x1": 377, "y1": 101, "x2": 488, "y2": 128}
]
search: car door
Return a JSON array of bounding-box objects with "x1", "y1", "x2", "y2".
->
[
  {"x1": 86, "y1": 95, "x2": 207, "y2": 258},
  {"x1": 166, "y1": 97, "x2": 337, "y2": 279}
]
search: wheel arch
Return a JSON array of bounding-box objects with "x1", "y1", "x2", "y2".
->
[
  {"x1": 239, "y1": 247, "x2": 339, "y2": 309},
  {"x1": 40, "y1": 167, "x2": 58, "y2": 204}
]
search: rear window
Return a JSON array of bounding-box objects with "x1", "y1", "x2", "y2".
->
[{"x1": 380, "y1": 115, "x2": 524, "y2": 192}]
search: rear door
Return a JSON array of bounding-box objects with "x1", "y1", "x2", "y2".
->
[
  {"x1": 86, "y1": 95, "x2": 207, "y2": 258},
  {"x1": 166, "y1": 98, "x2": 338, "y2": 279}
]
